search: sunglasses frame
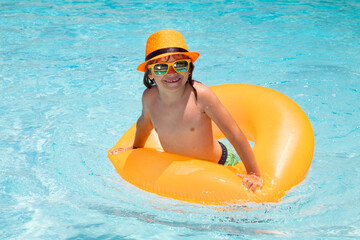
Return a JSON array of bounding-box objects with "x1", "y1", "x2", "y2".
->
[{"x1": 147, "y1": 59, "x2": 192, "y2": 76}]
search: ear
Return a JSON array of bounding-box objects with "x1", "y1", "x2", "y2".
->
[{"x1": 147, "y1": 69, "x2": 154, "y2": 79}]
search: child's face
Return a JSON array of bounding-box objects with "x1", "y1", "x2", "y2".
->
[{"x1": 148, "y1": 54, "x2": 190, "y2": 91}]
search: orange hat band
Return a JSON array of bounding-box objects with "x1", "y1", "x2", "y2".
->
[{"x1": 145, "y1": 47, "x2": 188, "y2": 61}]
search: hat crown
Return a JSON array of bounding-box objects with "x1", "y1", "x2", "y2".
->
[
  {"x1": 145, "y1": 30, "x2": 189, "y2": 57},
  {"x1": 137, "y1": 30, "x2": 199, "y2": 72}
]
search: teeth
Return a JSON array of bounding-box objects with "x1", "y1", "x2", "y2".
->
[{"x1": 166, "y1": 79, "x2": 179, "y2": 83}]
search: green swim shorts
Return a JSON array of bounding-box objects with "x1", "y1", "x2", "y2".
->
[{"x1": 218, "y1": 140, "x2": 240, "y2": 166}]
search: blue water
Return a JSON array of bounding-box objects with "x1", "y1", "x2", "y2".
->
[{"x1": 1, "y1": 0, "x2": 359, "y2": 239}]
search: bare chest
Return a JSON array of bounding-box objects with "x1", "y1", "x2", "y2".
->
[{"x1": 149, "y1": 99, "x2": 205, "y2": 137}]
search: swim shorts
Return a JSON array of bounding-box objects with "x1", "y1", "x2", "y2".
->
[{"x1": 218, "y1": 141, "x2": 240, "y2": 166}]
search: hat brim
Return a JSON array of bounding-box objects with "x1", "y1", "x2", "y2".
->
[{"x1": 137, "y1": 52, "x2": 200, "y2": 72}]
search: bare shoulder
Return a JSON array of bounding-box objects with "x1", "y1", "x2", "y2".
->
[
  {"x1": 193, "y1": 81, "x2": 219, "y2": 105},
  {"x1": 142, "y1": 86, "x2": 159, "y2": 105}
]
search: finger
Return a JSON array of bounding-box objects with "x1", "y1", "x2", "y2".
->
[
  {"x1": 236, "y1": 173, "x2": 246, "y2": 178},
  {"x1": 247, "y1": 181, "x2": 255, "y2": 191},
  {"x1": 243, "y1": 179, "x2": 252, "y2": 191},
  {"x1": 250, "y1": 183, "x2": 258, "y2": 193},
  {"x1": 236, "y1": 174, "x2": 249, "y2": 189},
  {"x1": 110, "y1": 149, "x2": 120, "y2": 155},
  {"x1": 255, "y1": 177, "x2": 263, "y2": 191}
]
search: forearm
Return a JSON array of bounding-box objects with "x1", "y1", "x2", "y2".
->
[
  {"x1": 133, "y1": 115, "x2": 153, "y2": 148},
  {"x1": 228, "y1": 129, "x2": 262, "y2": 177}
]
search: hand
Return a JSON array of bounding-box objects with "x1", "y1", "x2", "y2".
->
[
  {"x1": 109, "y1": 147, "x2": 133, "y2": 155},
  {"x1": 236, "y1": 173, "x2": 263, "y2": 193}
]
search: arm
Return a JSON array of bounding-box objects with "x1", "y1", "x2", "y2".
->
[
  {"x1": 133, "y1": 102, "x2": 153, "y2": 149},
  {"x1": 200, "y1": 86, "x2": 263, "y2": 192},
  {"x1": 109, "y1": 91, "x2": 154, "y2": 155}
]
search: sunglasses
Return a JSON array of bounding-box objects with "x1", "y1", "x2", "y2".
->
[{"x1": 148, "y1": 59, "x2": 191, "y2": 76}]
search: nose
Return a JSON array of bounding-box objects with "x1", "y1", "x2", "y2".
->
[{"x1": 167, "y1": 65, "x2": 176, "y2": 74}]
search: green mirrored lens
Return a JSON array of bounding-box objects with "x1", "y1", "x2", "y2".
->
[
  {"x1": 154, "y1": 64, "x2": 168, "y2": 75},
  {"x1": 174, "y1": 60, "x2": 189, "y2": 72}
]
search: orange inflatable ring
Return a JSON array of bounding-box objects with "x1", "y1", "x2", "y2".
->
[{"x1": 108, "y1": 84, "x2": 314, "y2": 205}]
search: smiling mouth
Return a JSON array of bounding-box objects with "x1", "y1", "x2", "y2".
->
[{"x1": 164, "y1": 78, "x2": 180, "y2": 83}]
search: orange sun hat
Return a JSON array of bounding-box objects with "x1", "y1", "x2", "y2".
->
[{"x1": 137, "y1": 30, "x2": 200, "y2": 72}]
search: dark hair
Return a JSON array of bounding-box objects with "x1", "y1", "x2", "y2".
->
[{"x1": 143, "y1": 62, "x2": 197, "y2": 100}]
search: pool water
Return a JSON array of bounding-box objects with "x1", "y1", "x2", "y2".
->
[{"x1": 1, "y1": 0, "x2": 359, "y2": 239}]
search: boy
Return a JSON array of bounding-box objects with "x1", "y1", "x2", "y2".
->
[{"x1": 110, "y1": 30, "x2": 262, "y2": 192}]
